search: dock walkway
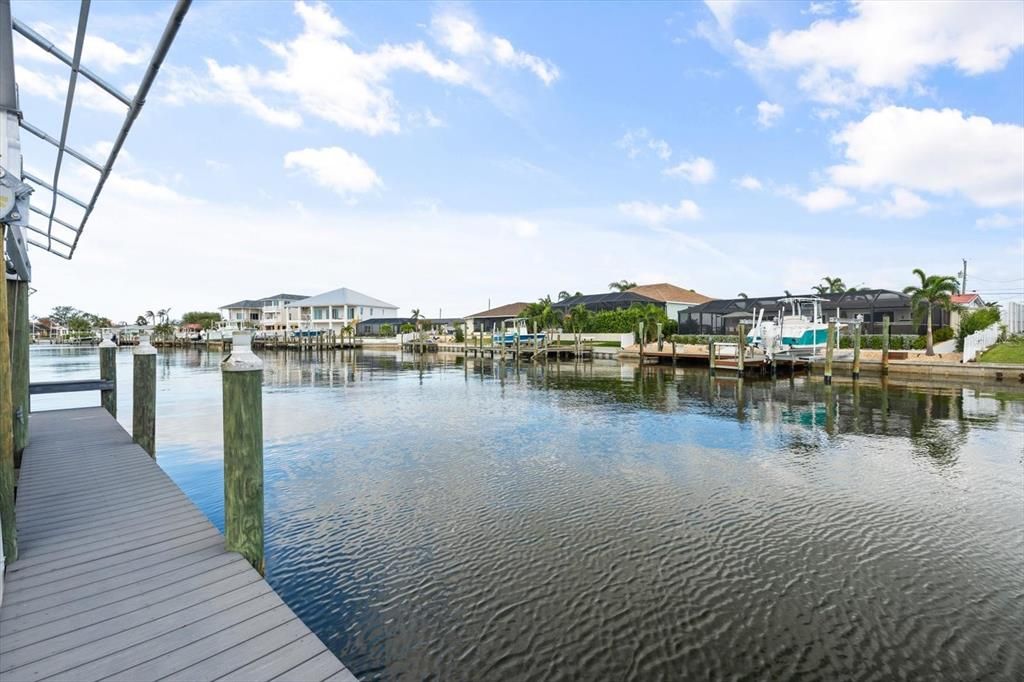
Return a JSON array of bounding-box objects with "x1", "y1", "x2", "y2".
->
[{"x1": 0, "y1": 407, "x2": 354, "y2": 682}]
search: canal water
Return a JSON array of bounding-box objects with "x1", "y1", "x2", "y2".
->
[{"x1": 30, "y1": 346, "x2": 1024, "y2": 680}]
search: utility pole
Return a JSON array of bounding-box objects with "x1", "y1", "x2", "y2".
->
[{"x1": 961, "y1": 258, "x2": 968, "y2": 293}]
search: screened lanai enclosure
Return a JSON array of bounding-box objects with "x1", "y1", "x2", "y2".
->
[{"x1": 677, "y1": 289, "x2": 948, "y2": 336}]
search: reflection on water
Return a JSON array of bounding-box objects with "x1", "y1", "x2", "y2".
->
[{"x1": 31, "y1": 346, "x2": 1024, "y2": 680}]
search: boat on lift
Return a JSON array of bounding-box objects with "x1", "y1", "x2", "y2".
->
[
  {"x1": 746, "y1": 297, "x2": 841, "y2": 357},
  {"x1": 493, "y1": 317, "x2": 545, "y2": 346}
]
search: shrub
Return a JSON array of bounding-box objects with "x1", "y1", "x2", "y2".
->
[
  {"x1": 453, "y1": 326, "x2": 465, "y2": 343},
  {"x1": 957, "y1": 306, "x2": 1001, "y2": 351}
]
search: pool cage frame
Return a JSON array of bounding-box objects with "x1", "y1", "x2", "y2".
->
[{"x1": 2, "y1": 0, "x2": 191, "y2": 282}]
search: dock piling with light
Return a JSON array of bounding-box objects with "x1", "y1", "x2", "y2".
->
[
  {"x1": 99, "y1": 334, "x2": 117, "y2": 417},
  {"x1": 133, "y1": 334, "x2": 157, "y2": 457},
  {"x1": 221, "y1": 331, "x2": 265, "y2": 574}
]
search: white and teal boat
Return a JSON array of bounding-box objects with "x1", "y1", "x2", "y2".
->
[
  {"x1": 747, "y1": 297, "x2": 840, "y2": 357},
  {"x1": 493, "y1": 317, "x2": 545, "y2": 346}
]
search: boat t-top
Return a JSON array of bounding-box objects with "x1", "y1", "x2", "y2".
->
[{"x1": 746, "y1": 297, "x2": 842, "y2": 358}]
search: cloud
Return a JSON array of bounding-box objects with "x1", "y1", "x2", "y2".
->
[
  {"x1": 790, "y1": 186, "x2": 855, "y2": 212},
  {"x1": 756, "y1": 101, "x2": 783, "y2": 128},
  {"x1": 283, "y1": 147, "x2": 382, "y2": 196},
  {"x1": 828, "y1": 106, "x2": 1024, "y2": 207},
  {"x1": 704, "y1": 1, "x2": 744, "y2": 32},
  {"x1": 975, "y1": 213, "x2": 1023, "y2": 230},
  {"x1": 15, "y1": 22, "x2": 148, "y2": 73},
  {"x1": 15, "y1": 64, "x2": 127, "y2": 114},
  {"x1": 732, "y1": 1, "x2": 1024, "y2": 105},
  {"x1": 863, "y1": 188, "x2": 931, "y2": 218},
  {"x1": 736, "y1": 175, "x2": 763, "y2": 190},
  {"x1": 805, "y1": 2, "x2": 835, "y2": 16},
  {"x1": 618, "y1": 200, "x2": 702, "y2": 224},
  {"x1": 162, "y1": 1, "x2": 471, "y2": 135},
  {"x1": 664, "y1": 157, "x2": 715, "y2": 184},
  {"x1": 431, "y1": 12, "x2": 560, "y2": 85},
  {"x1": 616, "y1": 128, "x2": 672, "y2": 160}
]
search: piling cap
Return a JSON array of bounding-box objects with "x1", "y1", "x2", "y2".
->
[
  {"x1": 222, "y1": 332, "x2": 263, "y2": 371},
  {"x1": 135, "y1": 334, "x2": 156, "y2": 355},
  {"x1": 99, "y1": 333, "x2": 116, "y2": 348}
]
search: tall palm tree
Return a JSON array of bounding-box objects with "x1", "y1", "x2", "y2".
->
[
  {"x1": 410, "y1": 308, "x2": 421, "y2": 329},
  {"x1": 821, "y1": 276, "x2": 846, "y2": 293},
  {"x1": 737, "y1": 292, "x2": 748, "y2": 299},
  {"x1": 903, "y1": 268, "x2": 959, "y2": 355},
  {"x1": 812, "y1": 284, "x2": 829, "y2": 295},
  {"x1": 145, "y1": 310, "x2": 156, "y2": 326},
  {"x1": 558, "y1": 291, "x2": 572, "y2": 301},
  {"x1": 608, "y1": 279, "x2": 638, "y2": 292}
]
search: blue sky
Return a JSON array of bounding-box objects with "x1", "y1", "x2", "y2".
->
[{"x1": 11, "y1": 0, "x2": 1024, "y2": 321}]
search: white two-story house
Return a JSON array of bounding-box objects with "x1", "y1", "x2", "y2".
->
[
  {"x1": 286, "y1": 288, "x2": 399, "y2": 333},
  {"x1": 220, "y1": 293, "x2": 310, "y2": 331}
]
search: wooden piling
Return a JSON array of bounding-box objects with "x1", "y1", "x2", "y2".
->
[
  {"x1": 8, "y1": 279, "x2": 29, "y2": 456},
  {"x1": 638, "y1": 322, "x2": 645, "y2": 362},
  {"x1": 99, "y1": 334, "x2": 117, "y2": 417},
  {"x1": 672, "y1": 340, "x2": 677, "y2": 367},
  {"x1": 656, "y1": 322, "x2": 663, "y2": 352},
  {"x1": 221, "y1": 332, "x2": 265, "y2": 574},
  {"x1": 823, "y1": 320, "x2": 835, "y2": 385},
  {"x1": 737, "y1": 323, "x2": 746, "y2": 374},
  {"x1": 0, "y1": 242, "x2": 17, "y2": 562},
  {"x1": 881, "y1": 317, "x2": 890, "y2": 376},
  {"x1": 852, "y1": 320, "x2": 862, "y2": 379},
  {"x1": 708, "y1": 337, "x2": 716, "y2": 374},
  {"x1": 133, "y1": 334, "x2": 157, "y2": 457}
]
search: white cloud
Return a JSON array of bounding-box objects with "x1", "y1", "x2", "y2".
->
[
  {"x1": 431, "y1": 12, "x2": 560, "y2": 85},
  {"x1": 756, "y1": 101, "x2": 783, "y2": 128},
  {"x1": 829, "y1": 106, "x2": 1024, "y2": 207},
  {"x1": 618, "y1": 199, "x2": 702, "y2": 224},
  {"x1": 736, "y1": 175, "x2": 763, "y2": 190},
  {"x1": 15, "y1": 64, "x2": 126, "y2": 114},
  {"x1": 15, "y1": 23, "x2": 148, "y2": 73},
  {"x1": 864, "y1": 188, "x2": 931, "y2": 219},
  {"x1": 664, "y1": 157, "x2": 715, "y2": 184},
  {"x1": 814, "y1": 107, "x2": 839, "y2": 120},
  {"x1": 790, "y1": 186, "x2": 855, "y2": 212},
  {"x1": 704, "y1": 1, "x2": 744, "y2": 32},
  {"x1": 162, "y1": 1, "x2": 473, "y2": 135},
  {"x1": 975, "y1": 213, "x2": 1023, "y2": 230},
  {"x1": 732, "y1": 1, "x2": 1024, "y2": 105},
  {"x1": 616, "y1": 128, "x2": 672, "y2": 160},
  {"x1": 283, "y1": 147, "x2": 382, "y2": 196},
  {"x1": 805, "y1": 2, "x2": 835, "y2": 16}
]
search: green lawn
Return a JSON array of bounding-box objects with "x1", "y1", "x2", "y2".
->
[{"x1": 978, "y1": 338, "x2": 1024, "y2": 364}]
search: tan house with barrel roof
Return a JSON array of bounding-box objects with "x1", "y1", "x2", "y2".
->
[{"x1": 628, "y1": 283, "x2": 715, "y2": 320}]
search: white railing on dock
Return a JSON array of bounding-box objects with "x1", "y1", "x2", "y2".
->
[{"x1": 962, "y1": 323, "x2": 999, "y2": 363}]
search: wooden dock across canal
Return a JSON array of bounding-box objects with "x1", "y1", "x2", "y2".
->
[{"x1": 0, "y1": 407, "x2": 354, "y2": 682}]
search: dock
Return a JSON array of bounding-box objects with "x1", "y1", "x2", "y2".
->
[
  {"x1": 407, "y1": 341, "x2": 595, "y2": 361},
  {"x1": 0, "y1": 407, "x2": 354, "y2": 682}
]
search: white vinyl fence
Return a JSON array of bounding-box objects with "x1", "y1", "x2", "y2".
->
[
  {"x1": 1005, "y1": 301, "x2": 1024, "y2": 335},
  {"x1": 962, "y1": 323, "x2": 1000, "y2": 363}
]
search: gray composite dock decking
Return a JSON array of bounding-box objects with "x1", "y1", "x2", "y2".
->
[{"x1": 0, "y1": 407, "x2": 355, "y2": 682}]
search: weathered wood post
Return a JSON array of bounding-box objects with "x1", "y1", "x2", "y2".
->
[
  {"x1": 0, "y1": 249, "x2": 17, "y2": 562},
  {"x1": 638, "y1": 321, "x2": 645, "y2": 362},
  {"x1": 133, "y1": 334, "x2": 157, "y2": 457},
  {"x1": 852, "y1": 319, "x2": 862, "y2": 380},
  {"x1": 671, "y1": 339, "x2": 677, "y2": 367},
  {"x1": 656, "y1": 322, "x2": 663, "y2": 352},
  {"x1": 881, "y1": 317, "x2": 890, "y2": 376},
  {"x1": 8, "y1": 278, "x2": 29, "y2": 456},
  {"x1": 222, "y1": 331, "x2": 265, "y2": 574},
  {"x1": 99, "y1": 333, "x2": 117, "y2": 417},
  {"x1": 737, "y1": 323, "x2": 746, "y2": 375},
  {"x1": 708, "y1": 337, "x2": 716, "y2": 374},
  {"x1": 824, "y1": 320, "x2": 836, "y2": 385}
]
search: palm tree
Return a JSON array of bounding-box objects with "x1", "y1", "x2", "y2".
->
[
  {"x1": 812, "y1": 284, "x2": 829, "y2": 295},
  {"x1": 821, "y1": 276, "x2": 846, "y2": 293},
  {"x1": 410, "y1": 308, "x2": 422, "y2": 330},
  {"x1": 558, "y1": 291, "x2": 571, "y2": 301},
  {"x1": 737, "y1": 292, "x2": 748, "y2": 299},
  {"x1": 145, "y1": 310, "x2": 156, "y2": 326},
  {"x1": 903, "y1": 268, "x2": 959, "y2": 355},
  {"x1": 608, "y1": 279, "x2": 638, "y2": 292}
]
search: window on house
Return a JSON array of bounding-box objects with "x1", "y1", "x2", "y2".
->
[{"x1": 250, "y1": 313, "x2": 259, "y2": 321}]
